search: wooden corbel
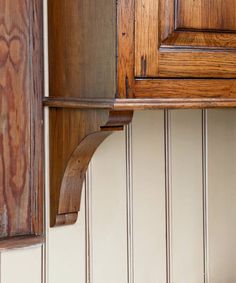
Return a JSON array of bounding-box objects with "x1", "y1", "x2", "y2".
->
[{"x1": 44, "y1": 98, "x2": 133, "y2": 227}]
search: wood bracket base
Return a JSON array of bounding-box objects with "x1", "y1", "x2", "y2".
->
[{"x1": 46, "y1": 101, "x2": 133, "y2": 227}]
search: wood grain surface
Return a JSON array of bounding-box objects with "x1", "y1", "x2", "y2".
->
[
  {"x1": 161, "y1": 31, "x2": 236, "y2": 49},
  {"x1": 135, "y1": 0, "x2": 236, "y2": 78},
  {"x1": 47, "y1": 0, "x2": 236, "y2": 228},
  {"x1": 177, "y1": 0, "x2": 236, "y2": 30},
  {"x1": 49, "y1": 108, "x2": 133, "y2": 227},
  {"x1": 135, "y1": 0, "x2": 159, "y2": 76},
  {"x1": 117, "y1": 0, "x2": 135, "y2": 97},
  {"x1": 48, "y1": 0, "x2": 116, "y2": 99},
  {"x1": 0, "y1": 0, "x2": 43, "y2": 239}
]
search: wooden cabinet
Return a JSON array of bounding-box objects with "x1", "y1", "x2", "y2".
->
[
  {"x1": 46, "y1": 0, "x2": 236, "y2": 226},
  {"x1": 0, "y1": 0, "x2": 44, "y2": 246},
  {"x1": 135, "y1": 0, "x2": 236, "y2": 78}
]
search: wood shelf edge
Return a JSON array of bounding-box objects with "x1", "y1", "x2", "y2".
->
[
  {"x1": 44, "y1": 96, "x2": 236, "y2": 110},
  {"x1": 0, "y1": 235, "x2": 45, "y2": 251}
]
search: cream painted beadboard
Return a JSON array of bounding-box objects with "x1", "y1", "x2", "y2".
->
[
  {"x1": 1, "y1": 111, "x2": 236, "y2": 283},
  {"x1": 1, "y1": 246, "x2": 42, "y2": 283}
]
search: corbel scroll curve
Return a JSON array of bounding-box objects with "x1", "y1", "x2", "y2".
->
[
  {"x1": 55, "y1": 130, "x2": 113, "y2": 226},
  {"x1": 49, "y1": 108, "x2": 133, "y2": 227}
]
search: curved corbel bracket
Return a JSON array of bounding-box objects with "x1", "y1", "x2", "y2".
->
[{"x1": 48, "y1": 107, "x2": 133, "y2": 227}]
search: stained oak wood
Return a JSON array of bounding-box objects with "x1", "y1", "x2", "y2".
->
[
  {"x1": 0, "y1": 0, "x2": 43, "y2": 239},
  {"x1": 177, "y1": 0, "x2": 236, "y2": 30},
  {"x1": 44, "y1": 96, "x2": 236, "y2": 110},
  {"x1": 48, "y1": 0, "x2": 134, "y2": 227},
  {"x1": 161, "y1": 31, "x2": 236, "y2": 49},
  {"x1": 49, "y1": 108, "x2": 133, "y2": 227},
  {"x1": 135, "y1": 0, "x2": 159, "y2": 76},
  {"x1": 48, "y1": 0, "x2": 116, "y2": 99},
  {"x1": 134, "y1": 79, "x2": 236, "y2": 100},
  {"x1": 47, "y1": 0, "x2": 236, "y2": 228},
  {"x1": 135, "y1": 0, "x2": 236, "y2": 78},
  {"x1": 117, "y1": 0, "x2": 135, "y2": 98},
  {"x1": 158, "y1": 51, "x2": 236, "y2": 78},
  {"x1": 0, "y1": 235, "x2": 44, "y2": 251}
]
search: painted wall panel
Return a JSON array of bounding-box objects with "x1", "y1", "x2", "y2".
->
[
  {"x1": 171, "y1": 110, "x2": 204, "y2": 283},
  {"x1": 208, "y1": 109, "x2": 236, "y2": 283},
  {"x1": 91, "y1": 131, "x2": 128, "y2": 283},
  {"x1": 2, "y1": 110, "x2": 236, "y2": 283},
  {"x1": 132, "y1": 111, "x2": 166, "y2": 283},
  {"x1": 48, "y1": 188, "x2": 86, "y2": 283},
  {"x1": 1, "y1": 246, "x2": 42, "y2": 283}
]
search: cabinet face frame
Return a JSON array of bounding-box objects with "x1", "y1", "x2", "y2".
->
[{"x1": 118, "y1": 0, "x2": 236, "y2": 102}]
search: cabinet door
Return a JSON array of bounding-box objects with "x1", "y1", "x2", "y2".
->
[
  {"x1": 135, "y1": 0, "x2": 236, "y2": 78},
  {"x1": 0, "y1": 0, "x2": 43, "y2": 242}
]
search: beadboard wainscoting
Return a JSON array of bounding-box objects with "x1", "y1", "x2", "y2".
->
[{"x1": 0, "y1": 110, "x2": 236, "y2": 283}]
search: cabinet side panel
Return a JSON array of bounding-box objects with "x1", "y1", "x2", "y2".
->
[
  {"x1": 48, "y1": 0, "x2": 116, "y2": 99},
  {"x1": 0, "y1": 0, "x2": 43, "y2": 238}
]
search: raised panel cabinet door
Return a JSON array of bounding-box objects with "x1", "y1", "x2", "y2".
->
[{"x1": 135, "y1": 0, "x2": 236, "y2": 78}]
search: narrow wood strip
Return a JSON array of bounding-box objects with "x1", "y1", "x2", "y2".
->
[
  {"x1": 43, "y1": 97, "x2": 114, "y2": 109},
  {"x1": 134, "y1": 79, "x2": 236, "y2": 99},
  {"x1": 135, "y1": 0, "x2": 159, "y2": 76},
  {"x1": 30, "y1": 0, "x2": 44, "y2": 237},
  {"x1": 158, "y1": 51, "x2": 236, "y2": 78},
  {"x1": 0, "y1": 236, "x2": 45, "y2": 251},
  {"x1": 114, "y1": 99, "x2": 236, "y2": 109},
  {"x1": 117, "y1": 0, "x2": 135, "y2": 98},
  {"x1": 44, "y1": 97, "x2": 236, "y2": 110},
  {"x1": 162, "y1": 31, "x2": 236, "y2": 49}
]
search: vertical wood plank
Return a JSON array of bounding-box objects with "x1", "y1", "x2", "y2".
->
[
  {"x1": 171, "y1": 110, "x2": 204, "y2": 283},
  {"x1": 48, "y1": 0, "x2": 116, "y2": 99},
  {"x1": 0, "y1": 0, "x2": 43, "y2": 238},
  {"x1": 117, "y1": 0, "x2": 135, "y2": 97},
  {"x1": 208, "y1": 109, "x2": 236, "y2": 283},
  {"x1": 1, "y1": 246, "x2": 42, "y2": 283},
  {"x1": 91, "y1": 132, "x2": 127, "y2": 283},
  {"x1": 135, "y1": 0, "x2": 159, "y2": 76},
  {"x1": 132, "y1": 111, "x2": 166, "y2": 283}
]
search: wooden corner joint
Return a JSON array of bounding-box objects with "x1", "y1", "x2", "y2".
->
[{"x1": 49, "y1": 108, "x2": 133, "y2": 227}]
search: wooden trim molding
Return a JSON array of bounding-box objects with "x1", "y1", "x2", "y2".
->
[
  {"x1": 44, "y1": 96, "x2": 236, "y2": 110},
  {"x1": 0, "y1": 236, "x2": 44, "y2": 251}
]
